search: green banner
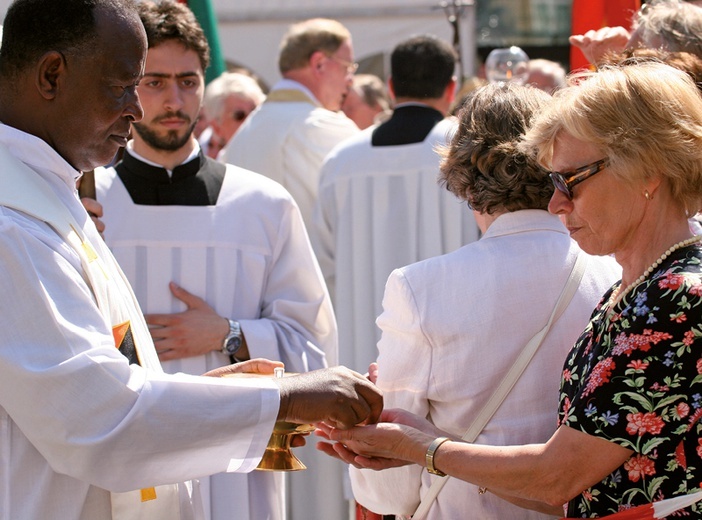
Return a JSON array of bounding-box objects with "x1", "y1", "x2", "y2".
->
[{"x1": 188, "y1": 0, "x2": 226, "y2": 83}]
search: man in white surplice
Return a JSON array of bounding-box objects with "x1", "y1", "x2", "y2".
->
[
  {"x1": 94, "y1": 3, "x2": 336, "y2": 520},
  {"x1": 313, "y1": 35, "x2": 481, "y2": 375},
  {"x1": 0, "y1": 1, "x2": 382, "y2": 520},
  {"x1": 220, "y1": 18, "x2": 359, "y2": 231},
  {"x1": 220, "y1": 18, "x2": 360, "y2": 520}
]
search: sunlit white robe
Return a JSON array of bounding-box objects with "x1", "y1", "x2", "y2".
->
[
  {"x1": 0, "y1": 124, "x2": 278, "y2": 520},
  {"x1": 313, "y1": 117, "x2": 481, "y2": 373},
  {"x1": 221, "y1": 79, "x2": 359, "y2": 230},
  {"x1": 96, "y1": 159, "x2": 337, "y2": 520}
]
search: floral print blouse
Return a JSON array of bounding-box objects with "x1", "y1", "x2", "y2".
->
[{"x1": 559, "y1": 245, "x2": 702, "y2": 517}]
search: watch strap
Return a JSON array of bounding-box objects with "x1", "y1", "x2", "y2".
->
[{"x1": 221, "y1": 319, "x2": 243, "y2": 358}]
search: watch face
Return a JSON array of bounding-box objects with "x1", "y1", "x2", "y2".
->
[
  {"x1": 224, "y1": 335, "x2": 242, "y2": 355},
  {"x1": 222, "y1": 319, "x2": 243, "y2": 356}
]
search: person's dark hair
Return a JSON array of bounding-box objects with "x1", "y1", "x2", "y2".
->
[
  {"x1": 138, "y1": 0, "x2": 210, "y2": 72},
  {"x1": 440, "y1": 82, "x2": 553, "y2": 215},
  {"x1": 0, "y1": 0, "x2": 137, "y2": 80},
  {"x1": 390, "y1": 35, "x2": 456, "y2": 99}
]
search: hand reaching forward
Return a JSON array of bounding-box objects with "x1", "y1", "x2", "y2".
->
[
  {"x1": 276, "y1": 366, "x2": 383, "y2": 430},
  {"x1": 146, "y1": 282, "x2": 234, "y2": 361},
  {"x1": 317, "y1": 408, "x2": 449, "y2": 469},
  {"x1": 202, "y1": 358, "x2": 283, "y2": 378},
  {"x1": 204, "y1": 359, "x2": 308, "y2": 449},
  {"x1": 569, "y1": 26, "x2": 631, "y2": 65}
]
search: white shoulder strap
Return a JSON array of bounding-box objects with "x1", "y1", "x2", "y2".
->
[{"x1": 412, "y1": 251, "x2": 589, "y2": 520}]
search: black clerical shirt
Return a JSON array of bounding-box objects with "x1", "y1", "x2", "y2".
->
[
  {"x1": 115, "y1": 150, "x2": 226, "y2": 206},
  {"x1": 371, "y1": 104, "x2": 445, "y2": 147}
]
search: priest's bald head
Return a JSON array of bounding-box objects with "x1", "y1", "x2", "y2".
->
[{"x1": 277, "y1": 18, "x2": 356, "y2": 112}]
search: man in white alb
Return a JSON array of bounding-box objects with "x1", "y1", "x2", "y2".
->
[
  {"x1": 94, "y1": 3, "x2": 336, "y2": 520},
  {"x1": 0, "y1": 1, "x2": 382, "y2": 519},
  {"x1": 220, "y1": 18, "x2": 361, "y2": 519},
  {"x1": 313, "y1": 35, "x2": 481, "y2": 375},
  {"x1": 220, "y1": 18, "x2": 359, "y2": 230}
]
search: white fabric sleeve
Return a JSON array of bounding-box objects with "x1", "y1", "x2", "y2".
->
[
  {"x1": 0, "y1": 214, "x2": 279, "y2": 491},
  {"x1": 239, "y1": 199, "x2": 338, "y2": 371}
]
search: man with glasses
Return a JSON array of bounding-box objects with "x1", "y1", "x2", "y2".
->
[
  {"x1": 221, "y1": 18, "x2": 359, "y2": 231},
  {"x1": 94, "y1": 4, "x2": 337, "y2": 518}
]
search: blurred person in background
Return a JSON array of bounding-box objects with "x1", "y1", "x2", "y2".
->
[
  {"x1": 201, "y1": 71, "x2": 264, "y2": 159},
  {"x1": 341, "y1": 73, "x2": 392, "y2": 129}
]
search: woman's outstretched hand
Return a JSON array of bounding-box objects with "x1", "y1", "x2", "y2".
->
[{"x1": 315, "y1": 408, "x2": 451, "y2": 470}]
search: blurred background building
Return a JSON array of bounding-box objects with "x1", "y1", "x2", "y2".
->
[
  {"x1": 0, "y1": 0, "x2": 643, "y2": 89},
  {"x1": 206, "y1": 0, "x2": 574, "y2": 88}
]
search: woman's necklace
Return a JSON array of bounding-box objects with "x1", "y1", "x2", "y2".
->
[{"x1": 607, "y1": 235, "x2": 702, "y2": 309}]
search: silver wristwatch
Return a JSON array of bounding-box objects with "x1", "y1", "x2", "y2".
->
[{"x1": 221, "y1": 319, "x2": 243, "y2": 359}]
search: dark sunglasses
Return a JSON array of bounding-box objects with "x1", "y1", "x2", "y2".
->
[
  {"x1": 232, "y1": 110, "x2": 251, "y2": 122},
  {"x1": 549, "y1": 158, "x2": 609, "y2": 200}
]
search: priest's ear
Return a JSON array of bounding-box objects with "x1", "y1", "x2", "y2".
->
[
  {"x1": 35, "y1": 51, "x2": 65, "y2": 100},
  {"x1": 310, "y1": 50, "x2": 327, "y2": 73}
]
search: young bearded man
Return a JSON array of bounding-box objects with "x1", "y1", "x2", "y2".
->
[{"x1": 92, "y1": 2, "x2": 339, "y2": 519}]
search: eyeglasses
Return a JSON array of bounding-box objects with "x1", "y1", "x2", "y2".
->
[
  {"x1": 232, "y1": 110, "x2": 251, "y2": 122},
  {"x1": 549, "y1": 158, "x2": 609, "y2": 200},
  {"x1": 327, "y1": 55, "x2": 359, "y2": 74}
]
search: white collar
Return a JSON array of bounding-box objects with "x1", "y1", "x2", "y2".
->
[{"x1": 0, "y1": 123, "x2": 82, "y2": 191}]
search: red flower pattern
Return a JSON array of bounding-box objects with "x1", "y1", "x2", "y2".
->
[
  {"x1": 559, "y1": 396, "x2": 571, "y2": 426},
  {"x1": 624, "y1": 454, "x2": 656, "y2": 482},
  {"x1": 676, "y1": 441, "x2": 687, "y2": 470},
  {"x1": 683, "y1": 330, "x2": 696, "y2": 346},
  {"x1": 688, "y1": 408, "x2": 702, "y2": 432},
  {"x1": 677, "y1": 402, "x2": 691, "y2": 419},
  {"x1": 582, "y1": 357, "x2": 616, "y2": 397},
  {"x1": 627, "y1": 360, "x2": 649, "y2": 371},
  {"x1": 563, "y1": 368, "x2": 572, "y2": 382},
  {"x1": 612, "y1": 329, "x2": 673, "y2": 357},
  {"x1": 658, "y1": 273, "x2": 685, "y2": 291},
  {"x1": 559, "y1": 248, "x2": 702, "y2": 517},
  {"x1": 626, "y1": 412, "x2": 665, "y2": 436}
]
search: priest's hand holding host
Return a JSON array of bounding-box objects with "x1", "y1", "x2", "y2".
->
[{"x1": 206, "y1": 360, "x2": 384, "y2": 430}]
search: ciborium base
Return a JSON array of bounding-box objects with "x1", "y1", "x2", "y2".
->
[{"x1": 256, "y1": 421, "x2": 315, "y2": 472}]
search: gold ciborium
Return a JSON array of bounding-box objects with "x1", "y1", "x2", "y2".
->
[
  {"x1": 224, "y1": 368, "x2": 314, "y2": 471},
  {"x1": 255, "y1": 420, "x2": 315, "y2": 471}
]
